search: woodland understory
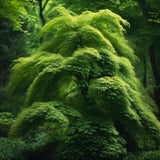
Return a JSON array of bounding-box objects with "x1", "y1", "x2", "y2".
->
[{"x1": 0, "y1": 0, "x2": 160, "y2": 160}]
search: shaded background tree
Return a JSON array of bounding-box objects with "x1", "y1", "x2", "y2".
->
[{"x1": 0, "y1": 0, "x2": 30, "y2": 118}]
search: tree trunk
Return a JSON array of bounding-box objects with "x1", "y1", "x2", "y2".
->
[
  {"x1": 38, "y1": 0, "x2": 50, "y2": 43},
  {"x1": 136, "y1": 0, "x2": 160, "y2": 111},
  {"x1": 149, "y1": 45, "x2": 160, "y2": 110}
]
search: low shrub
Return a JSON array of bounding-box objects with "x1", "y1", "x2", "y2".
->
[
  {"x1": 0, "y1": 137, "x2": 26, "y2": 160},
  {"x1": 124, "y1": 150, "x2": 160, "y2": 160}
]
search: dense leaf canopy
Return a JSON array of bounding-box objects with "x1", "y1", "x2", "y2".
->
[{"x1": 0, "y1": 0, "x2": 29, "y2": 30}]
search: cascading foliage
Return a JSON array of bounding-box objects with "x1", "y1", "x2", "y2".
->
[{"x1": 8, "y1": 7, "x2": 160, "y2": 160}]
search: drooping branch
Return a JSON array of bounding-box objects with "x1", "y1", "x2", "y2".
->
[
  {"x1": 77, "y1": 34, "x2": 83, "y2": 48},
  {"x1": 42, "y1": 0, "x2": 49, "y2": 10}
]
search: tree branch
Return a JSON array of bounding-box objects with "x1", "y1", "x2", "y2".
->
[{"x1": 42, "y1": 0, "x2": 49, "y2": 11}]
